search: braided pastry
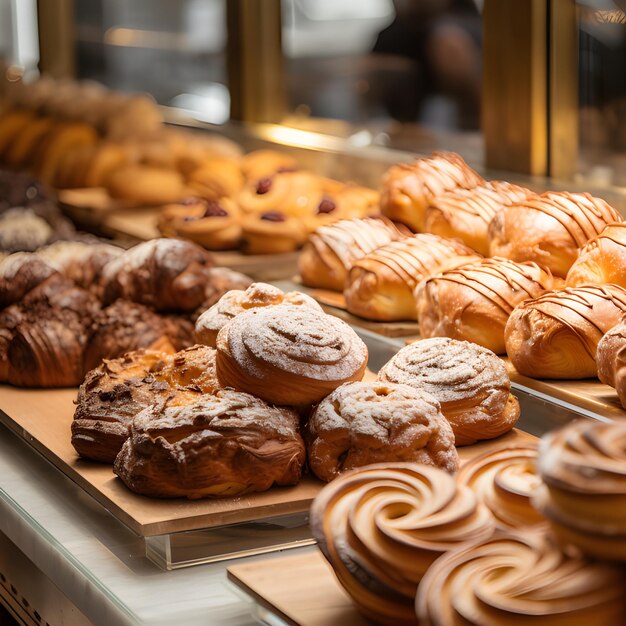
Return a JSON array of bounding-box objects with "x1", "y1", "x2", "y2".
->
[
  {"x1": 310, "y1": 463, "x2": 494, "y2": 626},
  {"x1": 505, "y1": 284, "x2": 626, "y2": 379},
  {"x1": 597, "y1": 319, "x2": 626, "y2": 408},
  {"x1": 344, "y1": 233, "x2": 481, "y2": 321},
  {"x1": 378, "y1": 338, "x2": 519, "y2": 445}
]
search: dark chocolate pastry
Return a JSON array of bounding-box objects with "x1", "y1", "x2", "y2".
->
[{"x1": 0, "y1": 252, "x2": 59, "y2": 308}]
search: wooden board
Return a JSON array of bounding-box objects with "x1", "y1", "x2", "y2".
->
[{"x1": 0, "y1": 384, "x2": 531, "y2": 538}]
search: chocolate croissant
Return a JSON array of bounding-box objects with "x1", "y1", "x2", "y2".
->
[
  {"x1": 114, "y1": 389, "x2": 306, "y2": 498},
  {"x1": 0, "y1": 251, "x2": 58, "y2": 308},
  {"x1": 344, "y1": 233, "x2": 481, "y2": 321},
  {"x1": 416, "y1": 257, "x2": 562, "y2": 354},
  {"x1": 597, "y1": 319, "x2": 626, "y2": 408},
  {"x1": 380, "y1": 151, "x2": 484, "y2": 232},
  {"x1": 505, "y1": 284, "x2": 626, "y2": 379},
  {"x1": 298, "y1": 216, "x2": 405, "y2": 291},
  {"x1": 489, "y1": 191, "x2": 622, "y2": 278}
]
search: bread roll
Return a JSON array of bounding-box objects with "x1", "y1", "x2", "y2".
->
[
  {"x1": 423, "y1": 180, "x2": 532, "y2": 254},
  {"x1": 216, "y1": 303, "x2": 368, "y2": 406},
  {"x1": 380, "y1": 151, "x2": 484, "y2": 232},
  {"x1": 378, "y1": 337, "x2": 519, "y2": 445},
  {"x1": 416, "y1": 257, "x2": 562, "y2": 353},
  {"x1": 489, "y1": 191, "x2": 622, "y2": 278},
  {"x1": 114, "y1": 389, "x2": 305, "y2": 498},
  {"x1": 505, "y1": 284, "x2": 626, "y2": 379},
  {"x1": 298, "y1": 217, "x2": 405, "y2": 291},
  {"x1": 597, "y1": 320, "x2": 626, "y2": 408},
  {"x1": 344, "y1": 233, "x2": 481, "y2": 321},
  {"x1": 310, "y1": 463, "x2": 494, "y2": 626},
  {"x1": 567, "y1": 222, "x2": 626, "y2": 287}
]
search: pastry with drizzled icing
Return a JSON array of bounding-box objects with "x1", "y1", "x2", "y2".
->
[
  {"x1": 416, "y1": 257, "x2": 562, "y2": 353},
  {"x1": 423, "y1": 180, "x2": 532, "y2": 255},
  {"x1": 344, "y1": 233, "x2": 481, "y2": 321},
  {"x1": 380, "y1": 151, "x2": 484, "y2": 232},
  {"x1": 489, "y1": 191, "x2": 622, "y2": 277},
  {"x1": 597, "y1": 318, "x2": 626, "y2": 408},
  {"x1": 505, "y1": 283, "x2": 626, "y2": 379}
]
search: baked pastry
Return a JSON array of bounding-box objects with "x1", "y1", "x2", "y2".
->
[
  {"x1": 240, "y1": 210, "x2": 307, "y2": 254},
  {"x1": 195, "y1": 282, "x2": 321, "y2": 347},
  {"x1": 0, "y1": 252, "x2": 58, "y2": 308},
  {"x1": 307, "y1": 381, "x2": 458, "y2": 481},
  {"x1": 458, "y1": 444, "x2": 546, "y2": 530},
  {"x1": 416, "y1": 531, "x2": 626, "y2": 626},
  {"x1": 81, "y1": 142, "x2": 132, "y2": 188},
  {"x1": 0, "y1": 110, "x2": 37, "y2": 158},
  {"x1": 299, "y1": 216, "x2": 405, "y2": 291},
  {"x1": 113, "y1": 389, "x2": 306, "y2": 498},
  {"x1": 536, "y1": 420, "x2": 626, "y2": 561},
  {"x1": 0, "y1": 208, "x2": 54, "y2": 253},
  {"x1": 423, "y1": 180, "x2": 532, "y2": 255},
  {"x1": 101, "y1": 238, "x2": 214, "y2": 312},
  {"x1": 505, "y1": 283, "x2": 626, "y2": 379},
  {"x1": 597, "y1": 319, "x2": 626, "y2": 408},
  {"x1": 197, "y1": 266, "x2": 253, "y2": 312},
  {"x1": 344, "y1": 233, "x2": 481, "y2": 321},
  {"x1": 158, "y1": 197, "x2": 242, "y2": 250},
  {"x1": 107, "y1": 165, "x2": 186, "y2": 206},
  {"x1": 72, "y1": 345, "x2": 220, "y2": 462},
  {"x1": 216, "y1": 304, "x2": 368, "y2": 406},
  {"x1": 567, "y1": 222, "x2": 626, "y2": 287},
  {"x1": 310, "y1": 463, "x2": 494, "y2": 626},
  {"x1": 488, "y1": 191, "x2": 623, "y2": 278},
  {"x1": 380, "y1": 151, "x2": 484, "y2": 232},
  {"x1": 4, "y1": 115, "x2": 55, "y2": 169},
  {"x1": 186, "y1": 158, "x2": 245, "y2": 200},
  {"x1": 240, "y1": 149, "x2": 298, "y2": 181},
  {"x1": 378, "y1": 338, "x2": 519, "y2": 445},
  {"x1": 415, "y1": 257, "x2": 562, "y2": 354}
]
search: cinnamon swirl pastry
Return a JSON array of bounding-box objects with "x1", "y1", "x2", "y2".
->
[
  {"x1": 458, "y1": 444, "x2": 546, "y2": 530},
  {"x1": 416, "y1": 531, "x2": 626, "y2": 626},
  {"x1": 378, "y1": 338, "x2": 519, "y2": 445},
  {"x1": 298, "y1": 216, "x2": 405, "y2": 291},
  {"x1": 536, "y1": 420, "x2": 626, "y2": 561},
  {"x1": 307, "y1": 381, "x2": 458, "y2": 481},
  {"x1": 101, "y1": 238, "x2": 214, "y2": 312},
  {"x1": 0, "y1": 252, "x2": 58, "y2": 308},
  {"x1": 380, "y1": 151, "x2": 484, "y2": 232},
  {"x1": 114, "y1": 389, "x2": 305, "y2": 498},
  {"x1": 488, "y1": 191, "x2": 623, "y2": 278},
  {"x1": 566, "y1": 222, "x2": 626, "y2": 287},
  {"x1": 310, "y1": 463, "x2": 494, "y2": 626},
  {"x1": 423, "y1": 180, "x2": 532, "y2": 255},
  {"x1": 344, "y1": 233, "x2": 481, "y2": 321},
  {"x1": 505, "y1": 283, "x2": 626, "y2": 379},
  {"x1": 415, "y1": 257, "x2": 562, "y2": 354},
  {"x1": 597, "y1": 320, "x2": 626, "y2": 408},
  {"x1": 216, "y1": 304, "x2": 368, "y2": 406},
  {"x1": 195, "y1": 282, "x2": 321, "y2": 347}
]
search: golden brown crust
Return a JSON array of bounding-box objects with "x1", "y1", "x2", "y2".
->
[
  {"x1": 240, "y1": 211, "x2": 307, "y2": 254},
  {"x1": 107, "y1": 165, "x2": 186, "y2": 206},
  {"x1": 196, "y1": 266, "x2": 253, "y2": 313},
  {"x1": 186, "y1": 158, "x2": 245, "y2": 200},
  {"x1": 378, "y1": 337, "x2": 519, "y2": 445},
  {"x1": 240, "y1": 149, "x2": 298, "y2": 182},
  {"x1": 597, "y1": 320, "x2": 626, "y2": 408},
  {"x1": 504, "y1": 284, "x2": 626, "y2": 379},
  {"x1": 113, "y1": 389, "x2": 306, "y2": 498},
  {"x1": 416, "y1": 257, "x2": 562, "y2": 354}
]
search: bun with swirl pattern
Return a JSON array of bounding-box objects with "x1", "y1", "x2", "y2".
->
[
  {"x1": 378, "y1": 338, "x2": 519, "y2": 445},
  {"x1": 380, "y1": 151, "x2": 484, "y2": 232},
  {"x1": 216, "y1": 304, "x2": 368, "y2": 406},
  {"x1": 310, "y1": 463, "x2": 494, "y2": 626},
  {"x1": 416, "y1": 531, "x2": 626, "y2": 625},
  {"x1": 505, "y1": 283, "x2": 626, "y2": 379},
  {"x1": 344, "y1": 233, "x2": 481, "y2": 322},
  {"x1": 536, "y1": 420, "x2": 626, "y2": 561},
  {"x1": 306, "y1": 381, "x2": 458, "y2": 481},
  {"x1": 416, "y1": 257, "x2": 562, "y2": 354},
  {"x1": 597, "y1": 319, "x2": 626, "y2": 408},
  {"x1": 488, "y1": 191, "x2": 622, "y2": 278}
]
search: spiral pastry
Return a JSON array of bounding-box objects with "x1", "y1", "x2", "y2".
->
[
  {"x1": 488, "y1": 191, "x2": 622, "y2": 278},
  {"x1": 424, "y1": 180, "x2": 532, "y2": 255},
  {"x1": 307, "y1": 381, "x2": 459, "y2": 481},
  {"x1": 416, "y1": 531, "x2": 626, "y2": 625},
  {"x1": 596, "y1": 319, "x2": 626, "y2": 408},
  {"x1": 505, "y1": 283, "x2": 626, "y2": 379},
  {"x1": 380, "y1": 151, "x2": 484, "y2": 232},
  {"x1": 378, "y1": 338, "x2": 519, "y2": 445},
  {"x1": 458, "y1": 444, "x2": 546, "y2": 530},
  {"x1": 216, "y1": 304, "x2": 368, "y2": 406},
  {"x1": 567, "y1": 222, "x2": 626, "y2": 288},
  {"x1": 195, "y1": 282, "x2": 321, "y2": 347},
  {"x1": 344, "y1": 233, "x2": 481, "y2": 322},
  {"x1": 416, "y1": 257, "x2": 562, "y2": 354},
  {"x1": 310, "y1": 463, "x2": 494, "y2": 626},
  {"x1": 536, "y1": 420, "x2": 626, "y2": 561}
]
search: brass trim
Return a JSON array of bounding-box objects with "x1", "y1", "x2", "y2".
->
[{"x1": 36, "y1": 0, "x2": 75, "y2": 78}]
